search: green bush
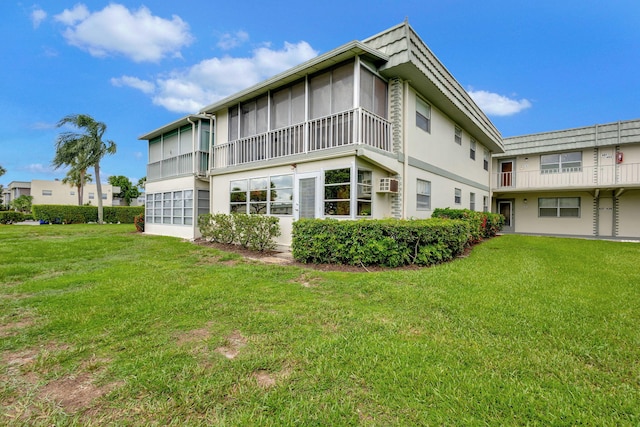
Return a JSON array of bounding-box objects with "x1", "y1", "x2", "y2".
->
[
  {"x1": 32, "y1": 205, "x2": 143, "y2": 224},
  {"x1": 198, "y1": 213, "x2": 280, "y2": 252},
  {"x1": 432, "y1": 208, "x2": 504, "y2": 241},
  {"x1": 0, "y1": 211, "x2": 27, "y2": 224},
  {"x1": 291, "y1": 218, "x2": 471, "y2": 267}
]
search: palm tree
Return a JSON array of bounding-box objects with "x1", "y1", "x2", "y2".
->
[
  {"x1": 54, "y1": 114, "x2": 116, "y2": 223},
  {"x1": 62, "y1": 161, "x2": 93, "y2": 206}
]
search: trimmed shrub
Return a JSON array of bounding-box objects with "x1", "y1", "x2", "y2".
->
[
  {"x1": 32, "y1": 205, "x2": 143, "y2": 224},
  {"x1": 198, "y1": 213, "x2": 280, "y2": 252},
  {"x1": 291, "y1": 218, "x2": 471, "y2": 267},
  {"x1": 432, "y1": 208, "x2": 504, "y2": 241},
  {"x1": 0, "y1": 211, "x2": 27, "y2": 224}
]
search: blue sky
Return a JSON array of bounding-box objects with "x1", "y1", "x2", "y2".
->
[{"x1": 2, "y1": 1, "x2": 639, "y2": 186}]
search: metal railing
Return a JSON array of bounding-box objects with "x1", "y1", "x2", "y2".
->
[
  {"x1": 212, "y1": 108, "x2": 392, "y2": 169},
  {"x1": 147, "y1": 151, "x2": 210, "y2": 181},
  {"x1": 494, "y1": 163, "x2": 640, "y2": 189}
]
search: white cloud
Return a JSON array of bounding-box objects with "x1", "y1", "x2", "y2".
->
[
  {"x1": 111, "y1": 76, "x2": 155, "y2": 94},
  {"x1": 54, "y1": 3, "x2": 193, "y2": 62},
  {"x1": 30, "y1": 8, "x2": 47, "y2": 28},
  {"x1": 217, "y1": 30, "x2": 249, "y2": 50},
  {"x1": 53, "y1": 4, "x2": 89, "y2": 26},
  {"x1": 114, "y1": 40, "x2": 318, "y2": 113},
  {"x1": 468, "y1": 89, "x2": 532, "y2": 116}
]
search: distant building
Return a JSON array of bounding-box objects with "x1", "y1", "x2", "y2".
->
[{"x1": 3, "y1": 180, "x2": 120, "y2": 208}]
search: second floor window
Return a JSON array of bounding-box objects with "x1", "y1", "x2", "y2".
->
[
  {"x1": 483, "y1": 150, "x2": 489, "y2": 171},
  {"x1": 470, "y1": 139, "x2": 477, "y2": 160},
  {"x1": 416, "y1": 97, "x2": 431, "y2": 133},
  {"x1": 541, "y1": 152, "x2": 582, "y2": 173},
  {"x1": 454, "y1": 126, "x2": 462, "y2": 145}
]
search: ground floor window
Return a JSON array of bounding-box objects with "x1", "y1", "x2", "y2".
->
[
  {"x1": 145, "y1": 189, "x2": 194, "y2": 225},
  {"x1": 230, "y1": 174, "x2": 293, "y2": 215},
  {"x1": 454, "y1": 188, "x2": 462, "y2": 205},
  {"x1": 324, "y1": 168, "x2": 351, "y2": 216},
  {"x1": 357, "y1": 170, "x2": 372, "y2": 216},
  {"x1": 470, "y1": 192, "x2": 476, "y2": 211},
  {"x1": 416, "y1": 179, "x2": 431, "y2": 210},
  {"x1": 538, "y1": 197, "x2": 580, "y2": 217},
  {"x1": 483, "y1": 195, "x2": 489, "y2": 212}
]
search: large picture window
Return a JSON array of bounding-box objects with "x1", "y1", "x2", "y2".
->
[
  {"x1": 538, "y1": 197, "x2": 580, "y2": 217},
  {"x1": 324, "y1": 168, "x2": 351, "y2": 216},
  {"x1": 230, "y1": 175, "x2": 293, "y2": 215},
  {"x1": 541, "y1": 152, "x2": 582, "y2": 173}
]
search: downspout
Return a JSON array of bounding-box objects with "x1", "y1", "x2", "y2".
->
[
  {"x1": 203, "y1": 113, "x2": 215, "y2": 175},
  {"x1": 402, "y1": 80, "x2": 409, "y2": 219},
  {"x1": 187, "y1": 116, "x2": 197, "y2": 175}
]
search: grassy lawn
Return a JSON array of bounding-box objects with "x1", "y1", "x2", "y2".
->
[{"x1": 1, "y1": 224, "x2": 639, "y2": 425}]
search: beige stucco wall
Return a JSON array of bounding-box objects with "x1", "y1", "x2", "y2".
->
[
  {"x1": 502, "y1": 192, "x2": 594, "y2": 236},
  {"x1": 30, "y1": 180, "x2": 117, "y2": 206}
]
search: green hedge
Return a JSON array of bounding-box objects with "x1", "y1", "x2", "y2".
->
[
  {"x1": 198, "y1": 213, "x2": 281, "y2": 252},
  {"x1": 32, "y1": 205, "x2": 143, "y2": 224},
  {"x1": 291, "y1": 218, "x2": 471, "y2": 267},
  {"x1": 0, "y1": 211, "x2": 27, "y2": 224},
  {"x1": 432, "y1": 208, "x2": 504, "y2": 242}
]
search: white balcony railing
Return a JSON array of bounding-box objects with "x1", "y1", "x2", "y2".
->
[
  {"x1": 494, "y1": 163, "x2": 640, "y2": 190},
  {"x1": 212, "y1": 108, "x2": 392, "y2": 169},
  {"x1": 147, "y1": 151, "x2": 210, "y2": 181}
]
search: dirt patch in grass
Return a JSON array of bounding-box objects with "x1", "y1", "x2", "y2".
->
[
  {"x1": 252, "y1": 366, "x2": 292, "y2": 389},
  {"x1": 215, "y1": 330, "x2": 247, "y2": 360},
  {"x1": 176, "y1": 321, "x2": 214, "y2": 346},
  {"x1": 1, "y1": 344, "x2": 122, "y2": 420},
  {"x1": 289, "y1": 272, "x2": 322, "y2": 288}
]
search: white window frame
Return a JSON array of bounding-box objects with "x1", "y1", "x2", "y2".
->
[
  {"x1": 470, "y1": 192, "x2": 476, "y2": 211},
  {"x1": 538, "y1": 197, "x2": 581, "y2": 218},
  {"x1": 454, "y1": 188, "x2": 462, "y2": 205},
  {"x1": 416, "y1": 97, "x2": 431, "y2": 133},
  {"x1": 230, "y1": 175, "x2": 294, "y2": 216},
  {"x1": 454, "y1": 126, "x2": 462, "y2": 145},
  {"x1": 416, "y1": 179, "x2": 431, "y2": 211},
  {"x1": 540, "y1": 152, "x2": 582, "y2": 174},
  {"x1": 470, "y1": 139, "x2": 476, "y2": 160}
]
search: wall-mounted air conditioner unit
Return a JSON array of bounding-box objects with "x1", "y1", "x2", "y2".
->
[{"x1": 377, "y1": 178, "x2": 399, "y2": 193}]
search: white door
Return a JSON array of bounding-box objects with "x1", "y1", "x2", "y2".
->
[{"x1": 295, "y1": 172, "x2": 322, "y2": 220}]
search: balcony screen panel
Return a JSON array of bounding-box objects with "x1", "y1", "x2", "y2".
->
[
  {"x1": 149, "y1": 140, "x2": 161, "y2": 163},
  {"x1": 373, "y1": 74, "x2": 388, "y2": 118},
  {"x1": 291, "y1": 81, "x2": 305, "y2": 124},
  {"x1": 310, "y1": 71, "x2": 331, "y2": 119},
  {"x1": 163, "y1": 131, "x2": 178, "y2": 158},
  {"x1": 241, "y1": 102, "x2": 256, "y2": 137},
  {"x1": 179, "y1": 126, "x2": 193, "y2": 155},
  {"x1": 272, "y1": 88, "x2": 290, "y2": 130},
  {"x1": 332, "y1": 63, "x2": 354, "y2": 113},
  {"x1": 360, "y1": 67, "x2": 373, "y2": 112},
  {"x1": 256, "y1": 95, "x2": 268, "y2": 134},
  {"x1": 229, "y1": 106, "x2": 239, "y2": 141}
]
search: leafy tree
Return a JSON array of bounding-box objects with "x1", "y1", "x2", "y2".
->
[
  {"x1": 54, "y1": 114, "x2": 116, "y2": 224},
  {"x1": 137, "y1": 176, "x2": 146, "y2": 190},
  {"x1": 0, "y1": 166, "x2": 6, "y2": 208},
  {"x1": 62, "y1": 158, "x2": 93, "y2": 206},
  {"x1": 108, "y1": 175, "x2": 140, "y2": 206},
  {"x1": 0, "y1": 164, "x2": 6, "y2": 177},
  {"x1": 11, "y1": 195, "x2": 33, "y2": 213}
]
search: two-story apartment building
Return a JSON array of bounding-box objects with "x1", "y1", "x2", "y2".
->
[
  {"x1": 3, "y1": 180, "x2": 120, "y2": 207},
  {"x1": 493, "y1": 120, "x2": 640, "y2": 239},
  {"x1": 139, "y1": 22, "x2": 504, "y2": 243}
]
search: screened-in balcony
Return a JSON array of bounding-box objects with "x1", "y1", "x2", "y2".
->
[
  {"x1": 494, "y1": 163, "x2": 640, "y2": 191},
  {"x1": 212, "y1": 108, "x2": 391, "y2": 169},
  {"x1": 147, "y1": 151, "x2": 210, "y2": 181}
]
